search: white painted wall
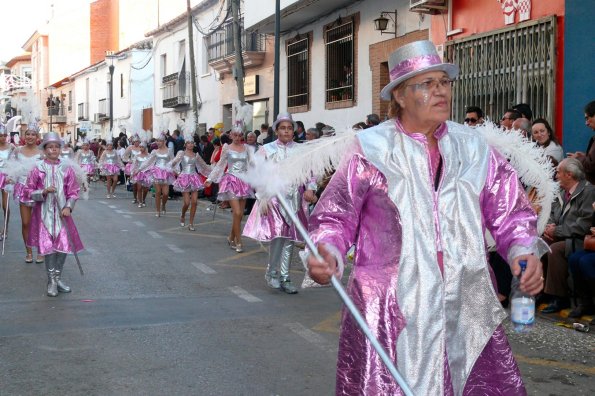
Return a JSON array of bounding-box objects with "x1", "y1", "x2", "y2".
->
[
  {"x1": 151, "y1": 3, "x2": 222, "y2": 137},
  {"x1": 266, "y1": 0, "x2": 428, "y2": 129},
  {"x1": 244, "y1": 0, "x2": 298, "y2": 29}
]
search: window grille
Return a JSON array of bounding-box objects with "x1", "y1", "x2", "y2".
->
[
  {"x1": 287, "y1": 36, "x2": 309, "y2": 108},
  {"x1": 445, "y1": 16, "x2": 556, "y2": 123},
  {"x1": 325, "y1": 20, "x2": 354, "y2": 103}
]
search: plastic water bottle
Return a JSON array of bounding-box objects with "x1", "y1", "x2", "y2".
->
[{"x1": 510, "y1": 260, "x2": 535, "y2": 332}]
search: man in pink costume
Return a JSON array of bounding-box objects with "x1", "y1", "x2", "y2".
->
[
  {"x1": 308, "y1": 40, "x2": 545, "y2": 395},
  {"x1": 26, "y1": 132, "x2": 84, "y2": 297}
]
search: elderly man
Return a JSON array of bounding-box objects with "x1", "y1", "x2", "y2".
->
[
  {"x1": 512, "y1": 117, "x2": 532, "y2": 139},
  {"x1": 542, "y1": 158, "x2": 595, "y2": 313},
  {"x1": 305, "y1": 128, "x2": 319, "y2": 141}
]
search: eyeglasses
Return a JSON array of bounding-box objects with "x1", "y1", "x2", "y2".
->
[
  {"x1": 464, "y1": 118, "x2": 478, "y2": 124},
  {"x1": 405, "y1": 78, "x2": 453, "y2": 92}
]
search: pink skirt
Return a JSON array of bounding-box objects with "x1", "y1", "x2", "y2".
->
[
  {"x1": 131, "y1": 170, "x2": 152, "y2": 188},
  {"x1": 173, "y1": 173, "x2": 204, "y2": 193},
  {"x1": 81, "y1": 163, "x2": 96, "y2": 175},
  {"x1": 13, "y1": 182, "x2": 34, "y2": 206},
  {"x1": 218, "y1": 173, "x2": 254, "y2": 200},
  {"x1": 0, "y1": 172, "x2": 6, "y2": 189},
  {"x1": 124, "y1": 163, "x2": 133, "y2": 176},
  {"x1": 150, "y1": 167, "x2": 175, "y2": 185},
  {"x1": 100, "y1": 163, "x2": 121, "y2": 176}
]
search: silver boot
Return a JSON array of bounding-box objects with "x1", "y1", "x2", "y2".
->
[
  {"x1": 54, "y1": 252, "x2": 71, "y2": 293},
  {"x1": 279, "y1": 239, "x2": 298, "y2": 294},
  {"x1": 265, "y1": 238, "x2": 285, "y2": 289},
  {"x1": 45, "y1": 255, "x2": 58, "y2": 297}
]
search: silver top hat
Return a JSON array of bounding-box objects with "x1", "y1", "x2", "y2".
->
[
  {"x1": 380, "y1": 40, "x2": 459, "y2": 101},
  {"x1": 39, "y1": 132, "x2": 64, "y2": 149},
  {"x1": 272, "y1": 112, "x2": 297, "y2": 131}
]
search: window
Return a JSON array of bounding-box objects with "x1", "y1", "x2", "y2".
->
[
  {"x1": 287, "y1": 35, "x2": 310, "y2": 110},
  {"x1": 160, "y1": 54, "x2": 167, "y2": 78},
  {"x1": 68, "y1": 90, "x2": 72, "y2": 111},
  {"x1": 325, "y1": 18, "x2": 354, "y2": 105},
  {"x1": 120, "y1": 73, "x2": 124, "y2": 98},
  {"x1": 445, "y1": 16, "x2": 556, "y2": 123}
]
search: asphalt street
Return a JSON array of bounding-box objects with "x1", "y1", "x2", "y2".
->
[{"x1": 0, "y1": 183, "x2": 593, "y2": 395}]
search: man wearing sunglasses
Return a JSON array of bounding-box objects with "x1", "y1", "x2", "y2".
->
[{"x1": 464, "y1": 106, "x2": 484, "y2": 128}]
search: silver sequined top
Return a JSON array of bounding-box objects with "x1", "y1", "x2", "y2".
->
[
  {"x1": 103, "y1": 152, "x2": 118, "y2": 165},
  {"x1": 155, "y1": 152, "x2": 170, "y2": 168},
  {"x1": 0, "y1": 146, "x2": 13, "y2": 168},
  {"x1": 78, "y1": 151, "x2": 95, "y2": 165},
  {"x1": 226, "y1": 149, "x2": 249, "y2": 175}
]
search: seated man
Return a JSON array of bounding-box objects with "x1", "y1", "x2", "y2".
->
[{"x1": 542, "y1": 158, "x2": 595, "y2": 313}]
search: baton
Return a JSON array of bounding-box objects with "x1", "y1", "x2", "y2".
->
[
  {"x1": 275, "y1": 193, "x2": 414, "y2": 396},
  {"x1": 1, "y1": 191, "x2": 9, "y2": 256},
  {"x1": 61, "y1": 214, "x2": 84, "y2": 276}
]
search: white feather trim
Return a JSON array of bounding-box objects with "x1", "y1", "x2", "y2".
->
[
  {"x1": 240, "y1": 128, "x2": 359, "y2": 201},
  {"x1": 61, "y1": 158, "x2": 90, "y2": 200},
  {"x1": 474, "y1": 121, "x2": 558, "y2": 234}
]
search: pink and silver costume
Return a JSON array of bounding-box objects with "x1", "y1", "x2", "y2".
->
[
  {"x1": 308, "y1": 120, "x2": 542, "y2": 395},
  {"x1": 10, "y1": 149, "x2": 43, "y2": 207},
  {"x1": 25, "y1": 159, "x2": 84, "y2": 255},
  {"x1": 99, "y1": 150, "x2": 123, "y2": 176},
  {"x1": 138, "y1": 150, "x2": 175, "y2": 185},
  {"x1": 243, "y1": 139, "x2": 309, "y2": 290},
  {"x1": 171, "y1": 152, "x2": 210, "y2": 193},
  {"x1": 0, "y1": 144, "x2": 15, "y2": 188},
  {"x1": 59, "y1": 148, "x2": 74, "y2": 160},
  {"x1": 130, "y1": 155, "x2": 152, "y2": 187},
  {"x1": 75, "y1": 150, "x2": 97, "y2": 175},
  {"x1": 207, "y1": 144, "x2": 254, "y2": 200},
  {"x1": 122, "y1": 147, "x2": 142, "y2": 176}
]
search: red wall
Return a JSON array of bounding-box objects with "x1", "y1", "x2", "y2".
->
[{"x1": 431, "y1": 0, "x2": 566, "y2": 139}]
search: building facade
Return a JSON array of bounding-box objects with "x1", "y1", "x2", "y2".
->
[{"x1": 245, "y1": 0, "x2": 431, "y2": 129}]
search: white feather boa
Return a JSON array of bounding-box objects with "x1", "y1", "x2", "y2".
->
[
  {"x1": 61, "y1": 158, "x2": 90, "y2": 200},
  {"x1": 242, "y1": 122, "x2": 555, "y2": 234},
  {"x1": 474, "y1": 122, "x2": 557, "y2": 234}
]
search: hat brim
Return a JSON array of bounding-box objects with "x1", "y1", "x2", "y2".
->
[
  {"x1": 273, "y1": 119, "x2": 297, "y2": 132},
  {"x1": 39, "y1": 140, "x2": 64, "y2": 149},
  {"x1": 380, "y1": 63, "x2": 459, "y2": 101}
]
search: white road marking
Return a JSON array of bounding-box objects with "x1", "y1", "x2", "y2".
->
[
  {"x1": 121, "y1": 230, "x2": 129, "y2": 232},
  {"x1": 123, "y1": 215, "x2": 132, "y2": 219},
  {"x1": 167, "y1": 244, "x2": 184, "y2": 253},
  {"x1": 115, "y1": 210, "x2": 126, "y2": 214},
  {"x1": 147, "y1": 231, "x2": 162, "y2": 239},
  {"x1": 191, "y1": 262, "x2": 216, "y2": 274},
  {"x1": 85, "y1": 247, "x2": 97, "y2": 255},
  {"x1": 98, "y1": 201, "x2": 108, "y2": 204},
  {"x1": 285, "y1": 322, "x2": 336, "y2": 353},
  {"x1": 229, "y1": 286, "x2": 262, "y2": 303},
  {"x1": 133, "y1": 221, "x2": 145, "y2": 227},
  {"x1": 108, "y1": 205, "x2": 118, "y2": 209}
]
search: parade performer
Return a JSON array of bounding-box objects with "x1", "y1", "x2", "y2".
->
[
  {"x1": 206, "y1": 127, "x2": 254, "y2": 251},
  {"x1": 59, "y1": 142, "x2": 74, "y2": 160},
  {"x1": 171, "y1": 136, "x2": 211, "y2": 231},
  {"x1": 130, "y1": 142, "x2": 151, "y2": 207},
  {"x1": 25, "y1": 132, "x2": 83, "y2": 297},
  {"x1": 122, "y1": 133, "x2": 142, "y2": 203},
  {"x1": 98, "y1": 137, "x2": 124, "y2": 198},
  {"x1": 136, "y1": 132, "x2": 174, "y2": 217},
  {"x1": 243, "y1": 112, "x2": 316, "y2": 293},
  {"x1": 0, "y1": 123, "x2": 16, "y2": 242},
  {"x1": 8, "y1": 123, "x2": 45, "y2": 263},
  {"x1": 74, "y1": 139, "x2": 97, "y2": 182},
  {"x1": 306, "y1": 40, "x2": 546, "y2": 395}
]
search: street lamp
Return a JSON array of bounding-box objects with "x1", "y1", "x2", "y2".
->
[
  {"x1": 47, "y1": 86, "x2": 54, "y2": 132},
  {"x1": 107, "y1": 54, "x2": 115, "y2": 133}
]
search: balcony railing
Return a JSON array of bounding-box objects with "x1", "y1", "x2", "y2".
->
[
  {"x1": 98, "y1": 98, "x2": 110, "y2": 120},
  {"x1": 206, "y1": 21, "x2": 267, "y2": 74},
  {"x1": 161, "y1": 72, "x2": 190, "y2": 109},
  {"x1": 46, "y1": 105, "x2": 67, "y2": 124},
  {"x1": 77, "y1": 102, "x2": 89, "y2": 121}
]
